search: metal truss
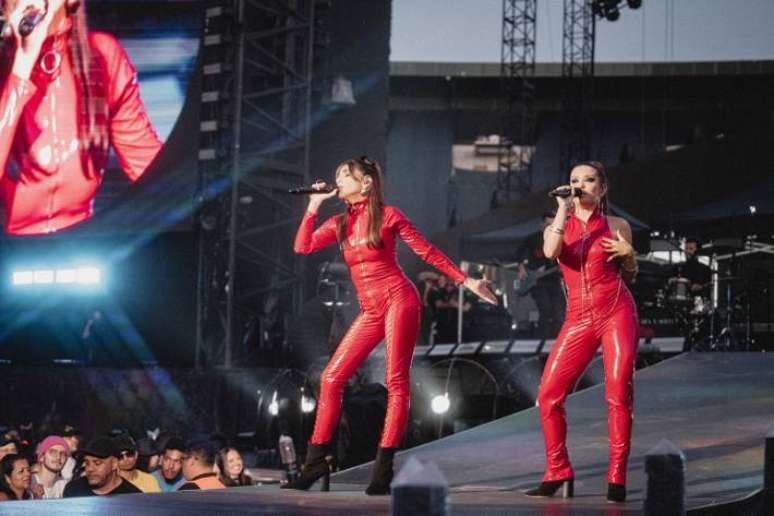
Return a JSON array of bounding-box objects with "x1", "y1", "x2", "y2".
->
[
  {"x1": 196, "y1": 0, "x2": 322, "y2": 368},
  {"x1": 559, "y1": 0, "x2": 595, "y2": 181},
  {"x1": 496, "y1": 0, "x2": 537, "y2": 204}
]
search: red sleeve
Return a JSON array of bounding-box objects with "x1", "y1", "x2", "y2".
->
[
  {"x1": 388, "y1": 206, "x2": 467, "y2": 285},
  {"x1": 0, "y1": 74, "x2": 37, "y2": 179},
  {"x1": 92, "y1": 32, "x2": 162, "y2": 181},
  {"x1": 293, "y1": 211, "x2": 340, "y2": 254}
]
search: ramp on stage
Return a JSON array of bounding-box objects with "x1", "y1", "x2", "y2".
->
[{"x1": 4, "y1": 352, "x2": 771, "y2": 515}]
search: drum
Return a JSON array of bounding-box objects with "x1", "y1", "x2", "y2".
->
[{"x1": 666, "y1": 277, "x2": 692, "y2": 305}]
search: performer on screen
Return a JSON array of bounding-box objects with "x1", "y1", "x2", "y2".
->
[
  {"x1": 286, "y1": 156, "x2": 497, "y2": 495},
  {"x1": 524, "y1": 161, "x2": 639, "y2": 503},
  {"x1": 0, "y1": 0, "x2": 161, "y2": 235}
]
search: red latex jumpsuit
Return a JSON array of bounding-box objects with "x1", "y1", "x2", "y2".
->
[
  {"x1": 0, "y1": 23, "x2": 162, "y2": 235},
  {"x1": 537, "y1": 208, "x2": 639, "y2": 485},
  {"x1": 294, "y1": 201, "x2": 466, "y2": 448}
]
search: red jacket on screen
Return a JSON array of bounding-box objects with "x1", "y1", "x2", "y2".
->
[{"x1": 0, "y1": 28, "x2": 162, "y2": 235}]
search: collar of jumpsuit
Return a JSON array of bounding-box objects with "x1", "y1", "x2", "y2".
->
[{"x1": 346, "y1": 199, "x2": 368, "y2": 216}]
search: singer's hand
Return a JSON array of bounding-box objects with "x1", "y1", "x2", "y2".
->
[
  {"x1": 306, "y1": 180, "x2": 338, "y2": 213},
  {"x1": 9, "y1": 0, "x2": 66, "y2": 79},
  {"x1": 602, "y1": 229, "x2": 634, "y2": 262},
  {"x1": 463, "y1": 277, "x2": 498, "y2": 305},
  {"x1": 553, "y1": 184, "x2": 574, "y2": 210}
]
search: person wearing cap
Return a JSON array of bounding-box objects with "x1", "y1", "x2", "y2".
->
[
  {"x1": 62, "y1": 437, "x2": 142, "y2": 497},
  {"x1": 151, "y1": 436, "x2": 186, "y2": 492},
  {"x1": 135, "y1": 438, "x2": 161, "y2": 474},
  {"x1": 60, "y1": 426, "x2": 82, "y2": 482},
  {"x1": 31, "y1": 436, "x2": 70, "y2": 499},
  {"x1": 179, "y1": 439, "x2": 225, "y2": 491},
  {"x1": 0, "y1": 436, "x2": 18, "y2": 462},
  {"x1": 112, "y1": 434, "x2": 160, "y2": 493}
]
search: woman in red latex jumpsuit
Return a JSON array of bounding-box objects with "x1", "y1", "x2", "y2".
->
[
  {"x1": 285, "y1": 156, "x2": 497, "y2": 495},
  {"x1": 524, "y1": 161, "x2": 639, "y2": 504},
  {"x1": 0, "y1": 0, "x2": 161, "y2": 235}
]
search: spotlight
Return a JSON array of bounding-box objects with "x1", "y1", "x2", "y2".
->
[
  {"x1": 430, "y1": 393, "x2": 450, "y2": 415},
  {"x1": 11, "y1": 266, "x2": 103, "y2": 287},
  {"x1": 301, "y1": 395, "x2": 316, "y2": 414},
  {"x1": 749, "y1": 206, "x2": 757, "y2": 214},
  {"x1": 605, "y1": 6, "x2": 620, "y2": 21},
  {"x1": 268, "y1": 391, "x2": 279, "y2": 416}
]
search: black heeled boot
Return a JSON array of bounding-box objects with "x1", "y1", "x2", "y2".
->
[
  {"x1": 524, "y1": 478, "x2": 574, "y2": 498},
  {"x1": 281, "y1": 443, "x2": 331, "y2": 491},
  {"x1": 365, "y1": 447, "x2": 396, "y2": 495},
  {"x1": 606, "y1": 483, "x2": 626, "y2": 503}
]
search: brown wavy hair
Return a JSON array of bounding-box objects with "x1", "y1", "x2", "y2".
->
[
  {"x1": 573, "y1": 160, "x2": 610, "y2": 214},
  {"x1": 335, "y1": 156, "x2": 385, "y2": 249},
  {"x1": 0, "y1": 1, "x2": 108, "y2": 176}
]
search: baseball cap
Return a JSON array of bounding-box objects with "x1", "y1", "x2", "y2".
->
[
  {"x1": 111, "y1": 434, "x2": 137, "y2": 454},
  {"x1": 77, "y1": 437, "x2": 118, "y2": 459}
]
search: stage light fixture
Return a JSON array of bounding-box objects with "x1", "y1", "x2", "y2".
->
[
  {"x1": 627, "y1": 0, "x2": 642, "y2": 9},
  {"x1": 268, "y1": 390, "x2": 279, "y2": 416},
  {"x1": 605, "y1": 6, "x2": 620, "y2": 21},
  {"x1": 301, "y1": 394, "x2": 316, "y2": 414},
  {"x1": 430, "y1": 393, "x2": 450, "y2": 415},
  {"x1": 12, "y1": 266, "x2": 103, "y2": 287}
]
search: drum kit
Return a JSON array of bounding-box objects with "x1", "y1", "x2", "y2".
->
[{"x1": 645, "y1": 239, "x2": 762, "y2": 351}]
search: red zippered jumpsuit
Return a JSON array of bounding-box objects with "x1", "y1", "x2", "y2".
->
[
  {"x1": 536, "y1": 208, "x2": 639, "y2": 485},
  {"x1": 0, "y1": 23, "x2": 162, "y2": 235},
  {"x1": 294, "y1": 201, "x2": 466, "y2": 448}
]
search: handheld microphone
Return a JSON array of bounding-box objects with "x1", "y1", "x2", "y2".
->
[
  {"x1": 287, "y1": 185, "x2": 336, "y2": 195},
  {"x1": 548, "y1": 187, "x2": 582, "y2": 199},
  {"x1": 19, "y1": 7, "x2": 45, "y2": 37}
]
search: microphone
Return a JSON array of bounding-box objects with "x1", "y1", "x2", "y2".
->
[
  {"x1": 548, "y1": 187, "x2": 582, "y2": 198},
  {"x1": 19, "y1": 7, "x2": 46, "y2": 37},
  {"x1": 287, "y1": 185, "x2": 336, "y2": 195}
]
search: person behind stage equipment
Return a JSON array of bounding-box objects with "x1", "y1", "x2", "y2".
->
[
  {"x1": 524, "y1": 161, "x2": 639, "y2": 504},
  {"x1": 287, "y1": 156, "x2": 497, "y2": 495},
  {"x1": 427, "y1": 273, "x2": 470, "y2": 343},
  {"x1": 516, "y1": 211, "x2": 566, "y2": 338},
  {"x1": 0, "y1": 0, "x2": 162, "y2": 235},
  {"x1": 675, "y1": 237, "x2": 712, "y2": 294}
]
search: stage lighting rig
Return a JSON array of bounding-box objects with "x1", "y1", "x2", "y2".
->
[{"x1": 592, "y1": 0, "x2": 641, "y2": 22}]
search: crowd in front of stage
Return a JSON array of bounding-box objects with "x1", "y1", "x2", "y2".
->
[{"x1": 0, "y1": 424, "x2": 253, "y2": 502}]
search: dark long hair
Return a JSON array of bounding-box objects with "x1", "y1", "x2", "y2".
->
[
  {"x1": 0, "y1": 454, "x2": 31, "y2": 501},
  {"x1": 574, "y1": 160, "x2": 610, "y2": 214},
  {"x1": 0, "y1": 1, "x2": 108, "y2": 176},
  {"x1": 215, "y1": 447, "x2": 252, "y2": 487},
  {"x1": 335, "y1": 156, "x2": 386, "y2": 249}
]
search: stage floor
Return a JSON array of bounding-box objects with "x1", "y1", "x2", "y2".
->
[{"x1": 3, "y1": 352, "x2": 771, "y2": 514}]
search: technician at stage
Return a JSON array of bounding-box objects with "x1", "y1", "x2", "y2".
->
[
  {"x1": 0, "y1": 0, "x2": 162, "y2": 235},
  {"x1": 524, "y1": 161, "x2": 639, "y2": 503},
  {"x1": 287, "y1": 156, "x2": 497, "y2": 495}
]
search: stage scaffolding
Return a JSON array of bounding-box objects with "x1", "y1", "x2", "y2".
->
[
  {"x1": 496, "y1": 0, "x2": 537, "y2": 204},
  {"x1": 559, "y1": 0, "x2": 595, "y2": 181},
  {"x1": 195, "y1": 0, "x2": 326, "y2": 368}
]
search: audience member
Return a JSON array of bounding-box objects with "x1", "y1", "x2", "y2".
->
[
  {"x1": 136, "y1": 438, "x2": 161, "y2": 473},
  {"x1": 63, "y1": 437, "x2": 142, "y2": 498},
  {"x1": 179, "y1": 438, "x2": 225, "y2": 491},
  {"x1": 216, "y1": 447, "x2": 253, "y2": 487},
  {"x1": 112, "y1": 435, "x2": 161, "y2": 493},
  {"x1": 31, "y1": 436, "x2": 70, "y2": 499},
  {"x1": 151, "y1": 437, "x2": 186, "y2": 492},
  {"x1": 0, "y1": 454, "x2": 33, "y2": 501},
  {"x1": 60, "y1": 426, "x2": 82, "y2": 481},
  {"x1": 0, "y1": 436, "x2": 18, "y2": 461}
]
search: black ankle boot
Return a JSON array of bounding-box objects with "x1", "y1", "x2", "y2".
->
[
  {"x1": 281, "y1": 443, "x2": 331, "y2": 491},
  {"x1": 606, "y1": 483, "x2": 626, "y2": 503},
  {"x1": 524, "y1": 478, "x2": 574, "y2": 498},
  {"x1": 365, "y1": 447, "x2": 396, "y2": 495}
]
